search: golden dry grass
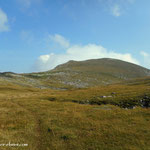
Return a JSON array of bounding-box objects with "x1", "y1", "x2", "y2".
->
[{"x1": 0, "y1": 79, "x2": 149, "y2": 150}]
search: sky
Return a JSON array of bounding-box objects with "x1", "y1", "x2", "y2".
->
[{"x1": 0, "y1": 0, "x2": 150, "y2": 73}]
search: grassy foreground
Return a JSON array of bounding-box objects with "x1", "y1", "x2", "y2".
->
[{"x1": 0, "y1": 79, "x2": 150, "y2": 150}]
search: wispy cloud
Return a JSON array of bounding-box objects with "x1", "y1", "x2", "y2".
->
[
  {"x1": 62, "y1": 0, "x2": 136, "y2": 19},
  {"x1": 140, "y1": 51, "x2": 149, "y2": 57},
  {"x1": 111, "y1": 4, "x2": 121, "y2": 17},
  {"x1": 49, "y1": 34, "x2": 70, "y2": 48},
  {"x1": 140, "y1": 51, "x2": 150, "y2": 68},
  {"x1": 20, "y1": 30, "x2": 34, "y2": 44},
  {"x1": 16, "y1": 0, "x2": 31, "y2": 8},
  {"x1": 16, "y1": 0, "x2": 42, "y2": 9},
  {"x1": 35, "y1": 34, "x2": 139, "y2": 71},
  {"x1": 106, "y1": 0, "x2": 136, "y2": 17},
  {"x1": 0, "y1": 8, "x2": 9, "y2": 32}
]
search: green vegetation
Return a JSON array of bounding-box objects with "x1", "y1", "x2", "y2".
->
[
  {"x1": 0, "y1": 58, "x2": 150, "y2": 149},
  {"x1": 0, "y1": 77, "x2": 150, "y2": 150}
]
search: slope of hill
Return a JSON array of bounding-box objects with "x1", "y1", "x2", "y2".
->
[
  {"x1": 54, "y1": 58, "x2": 150, "y2": 77},
  {"x1": 1, "y1": 58, "x2": 150, "y2": 89},
  {"x1": 30, "y1": 58, "x2": 150, "y2": 88},
  {"x1": 0, "y1": 74, "x2": 150, "y2": 150}
]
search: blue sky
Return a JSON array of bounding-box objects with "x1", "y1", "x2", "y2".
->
[{"x1": 0, "y1": 0, "x2": 150, "y2": 73}]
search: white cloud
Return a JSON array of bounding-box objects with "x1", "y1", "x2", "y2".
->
[
  {"x1": 140, "y1": 51, "x2": 149, "y2": 57},
  {"x1": 0, "y1": 8, "x2": 9, "y2": 32},
  {"x1": 111, "y1": 4, "x2": 121, "y2": 17},
  {"x1": 35, "y1": 34, "x2": 139, "y2": 72},
  {"x1": 140, "y1": 51, "x2": 150, "y2": 68},
  {"x1": 107, "y1": 0, "x2": 136, "y2": 17},
  {"x1": 39, "y1": 55, "x2": 50, "y2": 63},
  {"x1": 49, "y1": 34, "x2": 70, "y2": 48}
]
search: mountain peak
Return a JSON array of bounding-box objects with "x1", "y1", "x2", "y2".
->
[{"x1": 50, "y1": 58, "x2": 150, "y2": 88}]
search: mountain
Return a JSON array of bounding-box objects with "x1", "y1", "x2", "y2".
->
[
  {"x1": 46, "y1": 58, "x2": 150, "y2": 87},
  {"x1": 54, "y1": 58, "x2": 150, "y2": 77},
  {"x1": 1, "y1": 58, "x2": 150, "y2": 88}
]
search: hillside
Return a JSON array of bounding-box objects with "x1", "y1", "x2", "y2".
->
[
  {"x1": 28, "y1": 58, "x2": 150, "y2": 88},
  {"x1": 0, "y1": 74, "x2": 150, "y2": 150},
  {"x1": 1, "y1": 58, "x2": 150, "y2": 89},
  {"x1": 50, "y1": 58, "x2": 150, "y2": 87}
]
